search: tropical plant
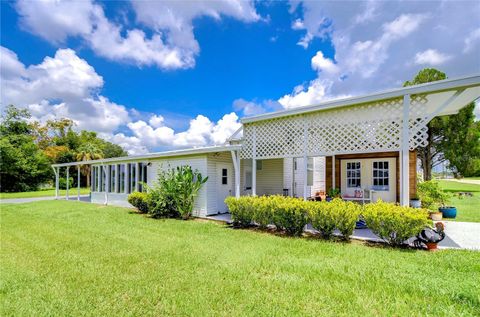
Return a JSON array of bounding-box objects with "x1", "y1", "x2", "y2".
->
[
  {"x1": 327, "y1": 187, "x2": 341, "y2": 198},
  {"x1": 171, "y1": 166, "x2": 208, "y2": 219},
  {"x1": 76, "y1": 143, "x2": 104, "y2": 187},
  {"x1": 417, "y1": 180, "x2": 450, "y2": 211}
]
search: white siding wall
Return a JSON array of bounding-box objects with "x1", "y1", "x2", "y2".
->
[
  {"x1": 240, "y1": 158, "x2": 284, "y2": 196},
  {"x1": 206, "y1": 152, "x2": 234, "y2": 215},
  {"x1": 148, "y1": 155, "x2": 208, "y2": 217},
  {"x1": 283, "y1": 157, "x2": 325, "y2": 197}
]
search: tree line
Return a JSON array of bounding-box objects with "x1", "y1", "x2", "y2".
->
[{"x1": 0, "y1": 105, "x2": 127, "y2": 192}]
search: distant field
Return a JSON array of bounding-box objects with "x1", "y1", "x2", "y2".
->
[
  {"x1": 0, "y1": 188, "x2": 90, "y2": 200},
  {"x1": 437, "y1": 180, "x2": 480, "y2": 223}
]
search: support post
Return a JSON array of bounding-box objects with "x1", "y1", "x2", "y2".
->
[
  {"x1": 332, "y1": 155, "x2": 336, "y2": 189},
  {"x1": 66, "y1": 167, "x2": 69, "y2": 200},
  {"x1": 231, "y1": 151, "x2": 241, "y2": 198},
  {"x1": 52, "y1": 166, "x2": 59, "y2": 199},
  {"x1": 302, "y1": 120, "x2": 309, "y2": 200},
  {"x1": 77, "y1": 165, "x2": 81, "y2": 201},
  {"x1": 401, "y1": 94, "x2": 411, "y2": 206},
  {"x1": 91, "y1": 166, "x2": 94, "y2": 192},
  {"x1": 114, "y1": 164, "x2": 118, "y2": 193},
  {"x1": 105, "y1": 165, "x2": 109, "y2": 205},
  {"x1": 252, "y1": 127, "x2": 257, "y2": 196},
  {"x1": 97, "y1": 165, "x2": 101, "y2": 192},
  {"x1": 292, "y1": 158, "x2": 295, "y2": 197}
]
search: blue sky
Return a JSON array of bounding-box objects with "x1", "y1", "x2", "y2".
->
[{"x1": 1, "y1": 0, "x2": 479, "y2": 154}]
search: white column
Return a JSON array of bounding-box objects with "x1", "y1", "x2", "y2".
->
[
  {"x1": 90, "y1": 166, "x2": 94, "y2": 192},
  {"x1": 97, "y1": 166, "x2": 101, "y2": 192},
  {"x1": 105, "y1": 165, "x2": 109, "y2": 205},
  {"x1": 303, "y1": 156, "x2": 308, "y2": 200},
  {"x1": 332, "y1": 155, "x2": 336, "y2": 189},
  {"x1": 135, "y1": 162, "x2": 140, "y2": 192},
  {"x1": 252, "y1": 127, "x2": 257, "y2": 196},
  {"x1": 401, "y1": 94, "x2": 411, "y2": 206},
  {"x1": 291, "y1": 158, "x2": 295, "y2": 197},
  {"x1": 302, "y1": 121, "x2": 309, "y2": 200},
  {"x1": 66, "y1": 167, "x2": 69, "y2": 200},
  {"x1": 53, "y1": 167, "x2": 59, "y2": 199},
  {"x1": 77, "y1": 165, "x2": 81, "y2": 200},
  {"x1": 231, "y1": 151, "x2": 241, "y2": 198}
]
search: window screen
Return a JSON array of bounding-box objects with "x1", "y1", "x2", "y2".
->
[{"x1": 346, "y1": 162, "x2": 361, "y2": 188}]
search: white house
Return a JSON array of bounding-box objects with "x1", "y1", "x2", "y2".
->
[{"x1": 52, "y1": 75, "x2": 480, "y2": 217}]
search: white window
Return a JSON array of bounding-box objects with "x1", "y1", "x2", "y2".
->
[
  {"x1": 346, "y1": 162, "x2": 361, "y2": 188},
  {"x1": 256, "y1": 160, "x2": 263, "y2": 171},
  {"x1": 373, "y1": 161, "x2": 389, "y2": 191},
  {"x1": 118, "y1": 164, "x2": 125, "y2": 193},
  {"x1": 109, "y1": 165, "x2": 116, "y2": 193}
]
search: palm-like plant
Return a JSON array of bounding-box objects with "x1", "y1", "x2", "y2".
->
[{"x1": 76, "y1": 143, "x2": 103, "y2": 187}]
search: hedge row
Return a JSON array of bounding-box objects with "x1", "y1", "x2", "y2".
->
[{"x1": 225, "y1": 195, "x2": 431, "y2": 245}]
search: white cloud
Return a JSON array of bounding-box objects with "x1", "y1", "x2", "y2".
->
[
  {"x1": 148, "y1": 115, "x2": 166, "y2": 128},
  {"x1": 123, "y1": 112, "x2": 241, "y2": 149},
  {"x1": 464, "y1": 28, "x2": 480, "y2": 53},
  {"x1": 15, "y1": 0, "x2": 260, "y2": 70},
  {"x1": 311, "y1": 51, "x2": 339, "y2": 75},
  {"x1": 282, "y1": 1, "x2": 480, "y2": 108},
  {"x1": 414, "y1": 49, "x2": 452, "y2": 66},
  {"x1": 233, "y1": 98, "x2": 282, "y2": 116},
  {"x1": 0, "y1": 46, "x2": 128, "y2": 132}
]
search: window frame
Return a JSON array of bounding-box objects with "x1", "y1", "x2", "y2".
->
[
  {"x1": 372, "y1": 161, "x2": 390, "y2": 191},
  {"x1": 346, "y1": 161, "x2": 361, "y2": 188}
]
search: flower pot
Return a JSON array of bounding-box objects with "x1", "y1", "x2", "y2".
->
[
  {"x1": 326, "y1": 197, "x2": 333, "y2": 202},
  {"x1": 429, "y1": 211, "x2": 442, "y2": 221},
  {"x1": 425, "y1": 242, "x2": 438, "y2": 251},
  {"x1": 439, "y1": 206, "x2": 457, "y2": 218},
  {"x1": 410, "y1": 199, "x2": 421, "y2": 208}
]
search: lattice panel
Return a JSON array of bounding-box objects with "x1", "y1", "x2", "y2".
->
[{"x1": 240, "y1": 96, "x2": 430, "y2": 159}]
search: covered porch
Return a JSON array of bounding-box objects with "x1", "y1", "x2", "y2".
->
[{"x1": 229, "y1": 75, "x2": 480, "y2": 206}]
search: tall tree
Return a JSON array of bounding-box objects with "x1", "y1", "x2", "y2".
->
[
  {"x1": 0, "y1": 106, "x2": 52, "y2": 192},
  {"x1": 76, "y1": 143, "x2": 104, "y2": 187},
  {"x1": 404, "y1": 68, "x2": 480, "y2": 179}
]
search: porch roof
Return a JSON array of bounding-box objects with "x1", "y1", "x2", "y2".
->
[
  {"x1": 241, "y1": 74, "x2": 480, "y2": 124},
  {"x1": 51, "y1": 145, "x2": 242, "y2": 168}
]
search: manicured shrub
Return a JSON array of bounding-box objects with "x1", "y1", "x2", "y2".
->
[
  {"x1": 271, "y1": 196, "x2": 308, "y2": 236},
  {"x1": 225, "y1": 196, "x2": 254, "y2": 227},
  {"x1": 307, "y1": 201, "x2": 336, "y2": 238},
  {"x1": 127, "y1": 192, "x2": 149, "y2": 213},
  {"x1": 252, "y1": 196, "x2": 274, "y2": 229},
  {"x1": 363, "y1": 200, "x2": 431, "y2": 246},
  {"x1": 331, "y1": 199, "x2": 362, "y2": 239}
]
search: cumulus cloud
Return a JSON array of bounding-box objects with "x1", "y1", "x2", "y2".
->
[
  {"x1": 281, "y1": 1, "x2": 480, "y2": 109},
  {"x1": 414, "y1": 49, "x2": 451, "y2": 66},
  {"x1": 0, "y1": 46, "x2": 128, "y2": 132},
  {"x1": 123, "y1": 112, "x2": 241, "y2": 150},
  {"x1": 233, "y1": 98, "x2": 282, "y2": 116},
  {"x1": 15, "y1": 0, "x2": 260, "y2": 70}
]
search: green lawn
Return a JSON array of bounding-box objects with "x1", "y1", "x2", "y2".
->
[
  {"x1": 437, "y1": 180, "x2": 480, "y2": 223},
  {"x1": 0, "y1": 188, "x2": 90, "y2": 199},
  {"x1": 1, "y1": 201, "x2": 479, "y2": 316}
]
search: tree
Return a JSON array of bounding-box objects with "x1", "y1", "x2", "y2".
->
[
  {"x1": 76, "y1": 143, "x2": 104, "y2": 187},
  {"x1": 404, "y1": 69, "x2": 447, "y2": 180},
  {"x1": 404, "y1": 68, "x2": 480, "y2": 179},
  {"x1": 0, "y1": 106, "x2": 52, "y2": 191}
]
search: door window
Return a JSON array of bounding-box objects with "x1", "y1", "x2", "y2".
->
[
  {"x1": 346, "y1": 162, "x2": 361, "y2": 188},
  {"x1": 373, "y1": 161, "x2": 389, "y2": 191},
  {"x1": 221, "y1": 168, "x2": 228, "y2": 185}
]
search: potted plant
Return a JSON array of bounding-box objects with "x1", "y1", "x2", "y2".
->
[
  {"x1": 410, "y1": 196, "x2": 421, "y2": 208},
  {"x1": 326, "y1": 187, "x2": 341, "y2": 202},
  {"x1": 417, "y1": 180, "x2": 450, "y2": 221}
]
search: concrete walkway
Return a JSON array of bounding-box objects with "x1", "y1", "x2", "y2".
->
[
  {"x1": 207, "y1": 213, "x2": 480, "y2": 250},
  {"x1": 1, "y1": 195, "x2": 90, "y2": 204}
]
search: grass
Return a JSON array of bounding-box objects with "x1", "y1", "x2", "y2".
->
[
  {"x1": 0, "y1": 188, "x2": 90, "y2": 199},
  {"x1": 437, "y1": 180, "x2": 480, "y2": 223},
  {"x1": 1, "y1": 201, "x2": 480, "y2": 316}
]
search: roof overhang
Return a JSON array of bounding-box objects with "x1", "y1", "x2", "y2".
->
[
  {"x1": 241, "y1": 74, "x2": 480, "y2": 124},
  {"x1": 52, "y1": 145, "x2": 242, "y2": 167}
]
